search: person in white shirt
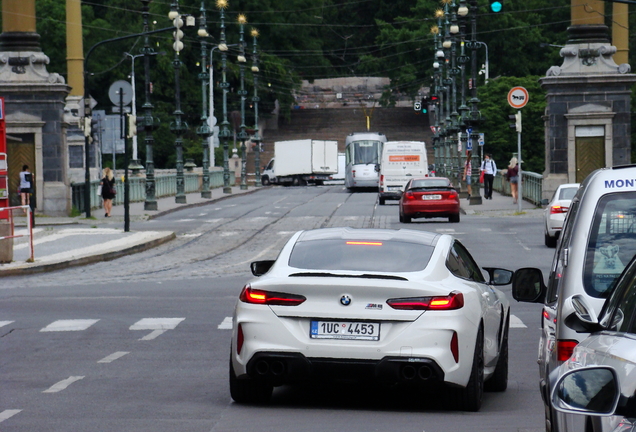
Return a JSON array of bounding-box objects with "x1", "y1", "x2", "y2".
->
[{"x1": 480, "y1": 154, "x2": 497, "y2": 199}]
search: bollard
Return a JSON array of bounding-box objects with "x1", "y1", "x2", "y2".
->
[{"x1": 0, "y1": 220, "x2": 13, "y2": 263}]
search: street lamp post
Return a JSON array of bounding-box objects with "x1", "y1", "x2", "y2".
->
[
  {"x1": 141, "y1": 0, "x2": 158, "y2": 211},
  {"x1": 217, "y1": 0, "x2": 232, "y2": 194},
  {"x1": 467, "y1": 0, "x2": 482, "y2": 205},
  {"x1": 169, "y1": 1, "x2": 188, "y2": 204},
  {"x1": 237, "y1": 14, "x2": 249, "y2": 190},
  {"x1": 197, "y1": 1, "x2": 212, "y2": 199},
  {"x1": 124, "y1": 52, "x2": 145, "y2": 175},
  {"x1": 251, "y1": 28, "x2": 262, "y2": 187}
]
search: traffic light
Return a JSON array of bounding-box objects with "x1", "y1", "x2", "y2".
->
[
  {"x1": 490, "y1": 0, "x2": 503, "y2": 12},
  {"x1": 126, "y1": 114, "x2": 137, "y2": 138},
  {"x1": 509, "y1": 111, "x2": 522, "y2": 133}
]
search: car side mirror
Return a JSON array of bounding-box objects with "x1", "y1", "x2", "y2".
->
[
  {"x1": 563, "y1": 294, "x2": 604, "y2": 333},
  {"x1": 374, "y1": 164, "x2": 380, "y2": 173},
  {"x1": 250, "y1": 260, "x2": 275, "y2": 276},
  {"x1": 541, "y1": 198, "x2": 549, "y2": 206},
  {"x1": 512, "y1": 267, "x2": 547, "y2": 303},
  {"x1": 483, "y1": 267, "x2": 513, "y2": 285},
  {"x1": 551, "y1": 367, "x2": 620, "y2": 416}
]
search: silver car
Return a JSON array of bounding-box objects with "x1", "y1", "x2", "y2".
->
[
  {"x1": 543, "y1": 183, "x2": 580, "y2": 247},
  {"x1": 549, "y1": 251, "x2": 636, "y2": 432}
]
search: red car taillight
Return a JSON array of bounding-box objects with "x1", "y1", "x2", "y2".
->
[
  {"x1": 379, "y1": 174, "x2": 384, "y2": 187},
  {"x1": 557, "y1": 339, "x2": 578, "y2": 361},
  {"x1": 387, "y1": 291, "x2": 464, "y2": 310},
  {"x1": 239, "y1": 285, "x2": 306, "y2": 306},
  {"x1": 550, "y1": 205, "x2": 568, "y2": 214},
  {"x1": 404, "y1": 191, "x2": 416, "y2": 200},
  {"x1": 448, "y1": 190, "x2": 458, "y2": 198}
]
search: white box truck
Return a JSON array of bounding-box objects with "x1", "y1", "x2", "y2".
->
[
  {"x1": 261, "y1": 139, "x2": 338, "y2": 186},
  {"x1": 378, "y1": 141, "x2": 428, "y2": 205}
]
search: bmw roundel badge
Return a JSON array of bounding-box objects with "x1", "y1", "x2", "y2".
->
[{"x1": 340, "y1": 295, "x2": 352, "y2": 306}]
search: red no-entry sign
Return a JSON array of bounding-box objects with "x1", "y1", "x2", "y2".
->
[{"x1": 507, "y1": 87, "x2": 529, "y2": 109}]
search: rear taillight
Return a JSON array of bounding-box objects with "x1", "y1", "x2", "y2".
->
[
  {"x1": 550, "y1": 205, "x2": 568, "y2": 214},
  {"x1": 352, "y1": 170, "x2": 356, "y2": 178},
  {"x1": 236, "y1": 323, "x2": 244, "y2": 355},
  {"x1": 405, "y1": 191, "x2": 415, "y2": 200},
  {"x1": 449, "y1": 190, "x2": 458, "y2": 198},
  {"x1": 450, "y1": 331, "x2": 459, "y2": 363},
  {"x1": 239, "y1": 285, "x2": 306, "y2": 306},
  {"x1": 557, "y1": 339, "x2": 578, "y2": 361},
  {"x1": 387, "y1": 291, "x2": 464, "y2": 310},
  {"x1": 379, "y1": 174, "x2": 384, "y2": 186}
]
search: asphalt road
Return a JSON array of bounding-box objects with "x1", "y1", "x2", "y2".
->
[{"x1": 1, "y1": 185, "x2": 553, "y2": 431}]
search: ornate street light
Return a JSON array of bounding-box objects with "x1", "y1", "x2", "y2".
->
[
  {"x1": 251, "y1": 28, "x2": 262, "y2": 187},
  {"x1": 170, "y1": 1, "x2": 188, "y2": 204},
  {"x1": 466, "y1": 0, "x2": 483, "y2": 205},
  {"x1": 217, "y1": 0, "x2": 232, "y2": 194},
  {"x1": 197, "y1": 1, "x2": 212, "y2": 198},
  {"x1": 237, "y1": 14, "x2": 249, "y2": 190},
  {"x1": 141, "y1": 0, "x2": 158, "y2": 211}
]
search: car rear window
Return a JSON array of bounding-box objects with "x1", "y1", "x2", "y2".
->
[
  {"x1": 410, "y1": 179, "x2": 450, "y2": 188},
  {"x1": 559, "y1": 187, "x2": 578, "y2": 201},
  {"x1": 584, "y1": 192, "x2": 636, "y2": 298},
  {"x1": 288, "y1": 239, "x2": 434, "y2": 272}
]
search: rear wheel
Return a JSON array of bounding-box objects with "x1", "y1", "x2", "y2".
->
[
  {"x1": 229, "y1": 359, "x2": 273, "y2": 404},
  {"x1": 261, "y1": 176, "x2": 270, "y2": 186},
  {"x1": 401, "y1": 213, "x2": 411, "y2": 223},
  {"x1": 485, "y1": 313, "x2": 508, "y2": 392},
  {"x1": 292, "y1": 176, "x2": 301, "y2": 186},
  {"x1": 544, "y1": 232, "x2": 557, "y2": 248},
  {"x1": 379, "y1": 197, "x2": 386, "y2": 205},
  {"x1": 449, "y1": 326, "x2": 484, "y2": 411},
  {"x1": 449, "y1": 213, "x2": 460, "y2": 223}
]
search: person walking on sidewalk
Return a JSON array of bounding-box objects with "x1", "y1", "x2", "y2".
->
[
  {"x1": 100, "y1": 167, "x2": 116, "y2": 217},
  {"x1": 480, "y1": 154, "x2": 497, "y2": 200},
  {"x1": 462, "y1": 151, "x2": 472, "y2": 200},
  {"x1": 19, "y1": 165, "x2": 33, "y2": 214},
  {"x1": 507, "y1": 157, "x2": 519, "y2": 204}
]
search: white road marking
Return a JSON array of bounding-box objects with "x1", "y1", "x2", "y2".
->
[
  {"x1": 510, "y1": 315, "x2": 527, "y2": 328},
  {"x1": 344, "y1": 216, "x2": 359, "y2": 221},
  {"x1": 220, "y1": 231, "x2": 238, "y2": 237},
  {"x1": 479, "y1": 228, "x2": 493, "y2": 232},
  {"x1": 0, "y1": 320, "x2": 15, "y2": 328},
  {"x1": 436, "y1": 229, "x2": 456, "y2": 232},
  {"x1": 40, "y1": 319, "x2": 99, "y2": 332},
  {"x1": 130, "y1": 318, "x2": 185, "y2": 340},
  {"x1": 218, "y1": 317, "x2": 233, "y2": 330},
  {"x1": 97, "y1": 351, "x2": 130, "y2": 363},
  {"x1": 0, "y1": 410, "x2": 22, "y2": 423},
  {"x1": 177, "y1": 219, "x2": 195, "y2": 222},
  {"x1": 204, "y1": 219, "x2": 222, "y2": 223},
  {"x1": 198, "y1": 213, "x2": 208, "y2": 216},
  {"x1": 43, "y1": 376, "x2": 84, "y2": 393},
  {"x1": 277, "y1": 231, "x2": 295, "y2": 235},
  {"x1": 178, "y1": 233, "x2": 202, "y2": 238}
]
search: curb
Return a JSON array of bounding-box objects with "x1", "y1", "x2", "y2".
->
[{"x1": 0, "y1": 231, "x2": 176, "y2": 278}]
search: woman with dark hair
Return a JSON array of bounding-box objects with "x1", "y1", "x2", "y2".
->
[{"x1": 19, "y1": 165, "x2": 32, "y2": 213}]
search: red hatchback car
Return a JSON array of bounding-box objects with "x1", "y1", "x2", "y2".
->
[{"x1": 399, "y1": 177, "x2": 460, "y2": 223}]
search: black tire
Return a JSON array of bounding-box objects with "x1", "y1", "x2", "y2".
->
[
  {"x1": 229, "y1": 359, "x2": 273, "y2": 404},
  {"x1": 449, "y1": 213, "x2": 460, "y2": 223},
  {"x1": 402, "y1": 213, "x2": 411, "y2": 223},
  {"x1": 485, "y1": 313, "x2": 508, "y2": 392},
  {"x1": 544, "y1": 232, "x2": 557, "y2": 248},
  {"x1": 261, "y1": 176, "x2": 270, "y2": 186},
  {"x1": 449, "y1": 326, "x2": 484, "y2": 411},
  {"x1": 292, "y1": 177, "x2": 300, "y2": 186},
  {"x1": 379, "y1": 197, "x2": 386, "y2": 205}
]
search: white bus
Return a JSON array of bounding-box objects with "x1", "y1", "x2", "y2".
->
[{"x1": 344, "y1": 132, "x2": 387, "y2": 191}]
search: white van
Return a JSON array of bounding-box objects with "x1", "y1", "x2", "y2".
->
[
  {"x1": 512, "y1": 165, "x2": 636, "y2": 432},
  {"x1": 378, "y1": 141, "x2": 428, "y2": 205}
]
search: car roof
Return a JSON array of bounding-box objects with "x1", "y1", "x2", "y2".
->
[{"x1": 295, "y1": 227, "x2": 441, "y2": 247}]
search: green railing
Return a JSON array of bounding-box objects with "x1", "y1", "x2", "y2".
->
[
  {"x1": 493, "y1": 170, "x2": 543, "y2": 206},
  {"x1": 71, "y1": 171, "x2": 235, "y2": 212}
]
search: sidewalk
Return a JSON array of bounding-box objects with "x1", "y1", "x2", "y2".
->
[
  {"x1": 459, "y1": 190, "x2": 543, "y2": 218},
  {"x1": 0, "y1": 185, "x2": 258, "y2": 277}
]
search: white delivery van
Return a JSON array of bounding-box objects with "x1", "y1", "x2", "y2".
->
[{"x1": 378, "y1": 141, "x2": 428, "y2": 205}]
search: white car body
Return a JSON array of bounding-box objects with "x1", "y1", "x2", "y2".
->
[
  {"x1": 230, "y1": 228, "x2": 511, "y2": 410},
  {"x1": 543, "y1": 183, "x2": 579, "y2": 247}
]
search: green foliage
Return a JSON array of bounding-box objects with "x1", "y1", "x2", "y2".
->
[{"x1": 478, "y1": 76, "x2": 546, "y2": 173}]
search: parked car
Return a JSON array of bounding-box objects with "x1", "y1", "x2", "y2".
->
[
  {"x1": 398, "y1": 177, "x2": 460, "y2": 223},
  {"x1": 548, "y1": 252, "x2": 636, "y2": 432},
  {"x1": 512, "y1": 165, "x2": 636, "y2": 432},
  {"x1": 230, "y1": 227, "x2": 513, "y2": 411},
  {"x1": 544, "y1": 183, "x2": 580, "y2": 247}
]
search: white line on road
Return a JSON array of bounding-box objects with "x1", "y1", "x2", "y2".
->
[
  {"x1": 178, "y1": 233, "x2": 202, "y2": 238},
  {"x1": 97, "y1": 351, "x2": 130, "y2": 363},
  {"x1": 177, "y1": 219, "x2": 195, "y2": 222},
  {"x1": 40, "y1": 319, "x2": 99, "y2": 332},
  {"x1": 129, "y1": 318, "x2": 185, "y2": 330},
  {"x1": 43, "y1": 376, "x2": 84, "y2": 393},
  {"x1": 218, "y1": 317, "x2": 233, "y2": 330},
  {"x1": 510, "y1": 315, "x2": 528, "y2": 328},
  {"x1": 0, "y1": 320, "x2": 15, "y2": 328},
  {"x1": 139, "y1": 329, "x2": 167, "y2": 341},
  {"x1": 0, "y1": 410, "x2": 22, "y2": 423}
]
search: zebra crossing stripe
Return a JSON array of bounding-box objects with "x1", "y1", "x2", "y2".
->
[
  {"x1": 97, "y1": 351, "x2": 129, "y2": 363},
  {"x1": 42, "y1": 376, "x2": 84, "y2": 393},
  {"x1": 510, "y1": 315, "x2": 527, "y2": 328},
  {"x1": 0, "y1": 320, "x2": 14, "y2": 328},
  {"x1": 40, "y1": 319, "x2": 99, "y2": 332},
  {"x1": 130, "y1": 318, "x2": 185, "y2": 340},
  {"x1": 0, "y1": 410, "x2": 22, "y2": 423},
  {"x1": 218, "y1": 317, "x2": 233, "y2": 330}
]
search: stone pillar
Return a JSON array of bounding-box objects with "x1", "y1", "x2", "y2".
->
[
  {"x1": 540, "y1": 24, "x2": 636, "y2": 199},
  {"x1": 0, "y1": 1, "x2": 72, "y2": 216}
]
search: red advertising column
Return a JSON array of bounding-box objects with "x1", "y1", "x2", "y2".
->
[{"x1": 0, "y1": 97, "x2": 8, "y2": 219}]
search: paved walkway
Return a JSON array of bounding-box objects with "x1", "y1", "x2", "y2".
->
[{"x1": 0, "y1": 186, "x2": 543, "y2": 277}]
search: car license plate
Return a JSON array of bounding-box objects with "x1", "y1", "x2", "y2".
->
[
  {"x1": 310, "y1": 321, "x2": 380, "y2": 341},
  {"x1": 388, "y1": 186, "x2": 401, "y2": 191},
  {"x1": 423, "y1": 194, "x2": 442, "y2": 200}
]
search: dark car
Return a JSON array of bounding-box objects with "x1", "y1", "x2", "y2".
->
[{"x1": 399, "y1": 177, "x2": 460, "y2": 223}]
